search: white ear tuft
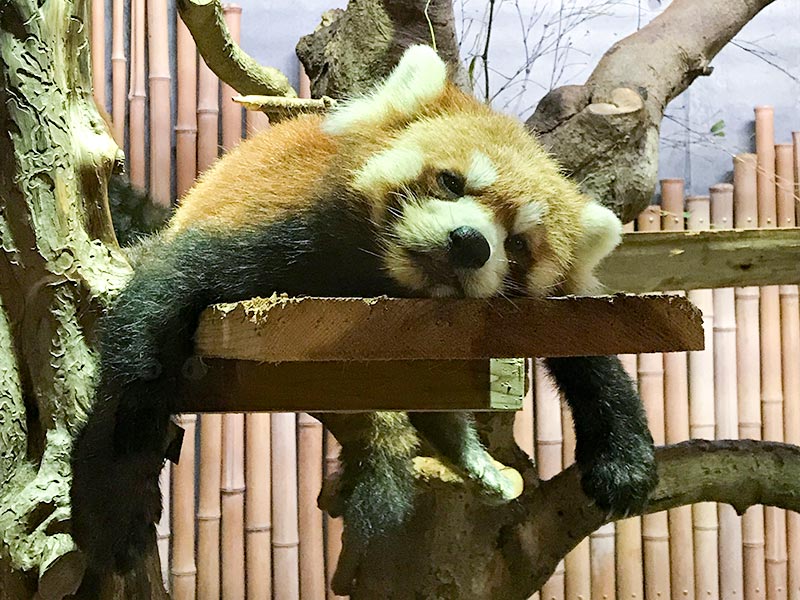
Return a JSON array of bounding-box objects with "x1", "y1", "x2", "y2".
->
[
  {"x1": 568, "y1": 201, "x2": 623, "y2": 294},
  {"x1": 323, "y1": 45, "x2": 448, "y2": 135}
]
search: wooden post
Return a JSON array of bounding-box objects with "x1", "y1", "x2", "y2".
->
[
  {"x1": 171, "y1": 415, "x2": 197, "y2": 600},
  {"x1": 687, "y1": 194, "x2": 720, "y2": 600},
  {"x1": 661, "y1": 179, "x2": 695, "y2": 600},
  {"x1": 514, "y1": 360, "x2": 535, "y2": 458},
  {"x1": 776, "y1": 143, "x2": 800, "y2": 600},
  {"x1": 637, "y1": 205, "x2": 671, "y2": 600},
  {"x1": 324, "y1": 432, "x2": 346, "y2": 600},
  {"x1": 711, "y1": 182, "x2": 745, "y2": 600},
  {"x1": 110, "y1": 0, "x2": 125, "y2": 145},
  {"x1": 272, "y1": 413, "x2": 301, "y2": 599},
  {"x1": 245, "y1": 414, "x2": 273, "y2": 600},
  {"x1": 734, "y1": 152, "x2": 767, "y2": 600},
  {"x1": 616, "y1": 352, "x2": 644, "y2": 600},
  {"x1": 156, "y1": 464, "x2": 171, "y2": 591},
  {"x1": 90, "y1": 0, "x2": 105, "y2": 109},
  {"x1": 535, "y1": 361, "x2": 565, "y2": 600},
  {"x1": 128, "y1": 0, "x2": 146, "y2": 189},
  {"x1": 757, "y1": 107, "x2": 787, "y2": 600},
  {"x1": 196, "y1": 51, "x2": 221, "y2": 600},
  {"x1": 147, "y1": 0, "x2": 171, "y2": 207}
]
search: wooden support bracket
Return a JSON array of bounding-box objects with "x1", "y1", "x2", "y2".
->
[{"x1": 177, "y1": 294, "x2": 703, "y2": 413}]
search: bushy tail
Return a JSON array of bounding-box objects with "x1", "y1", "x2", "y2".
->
[{"x1": 70, "y1": 240, "x2": 206, "y2": 573}]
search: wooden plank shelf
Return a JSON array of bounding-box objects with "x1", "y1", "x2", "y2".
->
[
  {"x1": 178, "y1": 294, "x2": 704, "y2": 414},
  {"x1": 600, "y1": 228, "x2": 800, "y2": 292}
]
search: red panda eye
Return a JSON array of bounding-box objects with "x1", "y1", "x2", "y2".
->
[
  {"x1": 506, "y1": 234, "x2": 528, "y2": 253},
  {"x1": 437, "y1": 171, "x2": 465, "y2": 198}
]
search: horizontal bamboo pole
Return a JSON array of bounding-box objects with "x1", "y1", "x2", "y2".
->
[
  {"x1": 195, "y1": 295, "x2": 704, "y2": 362},
  {"x1": 600, "y1": 228, "x2": 800, "y2": 292}
]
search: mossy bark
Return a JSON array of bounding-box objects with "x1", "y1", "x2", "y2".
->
[{"x1": 0, "y1": 0, "x2": 166, "y2": 597}]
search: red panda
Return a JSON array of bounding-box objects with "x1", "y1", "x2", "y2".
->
[{"x1": 70, "y1": 45, "x2": 657, "y2": 582}]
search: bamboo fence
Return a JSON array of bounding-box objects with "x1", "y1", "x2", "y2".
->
[{"x1": 90, "y1": 9, "x2": 800, "y2": 599}]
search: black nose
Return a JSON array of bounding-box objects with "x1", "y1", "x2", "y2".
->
[{"x1": 448, "y1": 226, "x2": 491, "y2": 269}]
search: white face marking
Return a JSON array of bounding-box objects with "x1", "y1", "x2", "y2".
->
[
  {"x1": 465, "y1": 151, "x2": 498, "y2": 191},
  {"x1": 513, "y1": 201, "x2": 547, "y2": 234},
  {"x1": 384, "y1": 196, "x2": 508, "y2": 298},
  {"x1": 354, "y1": 144, "x2": 424, "y2": 199},
  {"x1": 322, "y1": 45, "x2": 447, "y2": 135}
]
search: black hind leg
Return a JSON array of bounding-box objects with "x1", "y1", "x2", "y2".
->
[
  {"x1": 408, "y1": 412, "x2": 518, "y2": 502},
  {"x1": 545, "y1": 355, "x2": 658, "y2": 514}
]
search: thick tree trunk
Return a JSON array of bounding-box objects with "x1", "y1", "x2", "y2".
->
[{"x1": 0, "y1": 1, "x2": 166, "y2": 598}]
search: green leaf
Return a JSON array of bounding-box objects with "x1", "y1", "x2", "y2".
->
[
  {"x1": 710, "y1": 119, "x2": 726, "y2": 137},
  {"x1": 468, "y1": 56, "x2": 477, "y2": 86}
]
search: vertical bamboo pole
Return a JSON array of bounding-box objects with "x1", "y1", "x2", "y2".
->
[
  {"x1": 196, "y1": 48, "x2": 220, "y2": 176},
  {"x1": 175, "y1": 18, "x2": 197, "y2": 200},
  {"x1": 793, "y1": 133, "x2": 800, "y2": 203},
  {"x1": 196, "y1": 53, "x2": 221, "y2": 600},
  {"x1": 244, "y1": 110, "x2": 272, "y2": 600},
  {"x1": 156, "y1": 464, "x2": 171, "y2": 590},
  {"x1": 591, "y1": 524, "x2": 615, "y2": 600},
  {"x1": 686, "y1": 194, "x2": 720, "y2": 600},
  {"x1": 561, "y1": 399, "x2": 590, "y2": 600},
  {"x1": 295, "y1": 66, "x2": 326, "y2": 599},
  {"x1": 272, "y1": 414, "x2": 300, "y2": 600},
  {"x1": 661, "y1": 179, "x2": 695, "y2": 600},
  {"x1": 147, "y1": 0, "x2": 171, "y2": 207},
  {"x1": 734, "y1": 152, "x2": 767, "y2": 600},
  {"x1": 514, "y1": 361, "x2": 535, "y2": 458},
  {"x1": 245, "y1": 413, "x2": 272, "y2": 600},
  {"x1": 298, "y1": 413, "x2": 326, "y2": 600},
  {"x1": 711, "y1": 182, "x2": 745, "y2": 600},
  {"x1": 90, "y1": 0, "x2": 105, "y2": 109},
  {"x1": 616, "y1": 351, "x2": 644, "y2": 600},
  {"x1": 221, "y1": 414, "x2": 245, "y2": 600},
  {"x1": 325, "y1": 432, "x2": 347, "y2": 600},
  {"x1": 535, "y1": 360, "x2": 565, "y2": 600},
  {"x1": 128, "y1": 0, "x2": 146, "y2": 189},
  {"x1": 146, "y1": 1, "x2": 171, "y2": 583},
  {"x1": 755, "y1": 107, "x2": 788, "y2": 600},
  {"x1": 220, "y1": 5, "x2": 243, "y2": 152},
  {"x1": 776, "y1": 142, "x2": 800, "y2": 600},
  {"x1": 171, "y1": 415, "x2": 197, "y2": 600},
  {"x1": 170, "y1": 27, "x2": 198, "y2": 597},
  {"x1": 638, "y1": 204, "x2": 671, "y2": 600},
  {"x1": 198, "y1": 416, "x2": 222, "y2": 600},
  {"x1": 110, "y1": 0, "x2": 125, "y2": 145},
  {"x1": 218, "y1": 10, "x2": 245, "y2": 597}
]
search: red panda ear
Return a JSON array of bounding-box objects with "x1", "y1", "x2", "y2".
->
[
  {"x1": 322, "y1": 45, "x2": 448, "y2": 135},
  {"x1": 566, "y1": 201, "x2": 623, "y2": 294}
]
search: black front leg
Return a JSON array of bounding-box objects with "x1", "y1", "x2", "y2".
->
[{"x1": 545, "y1": 355, "x2": 658, "y2": 514}]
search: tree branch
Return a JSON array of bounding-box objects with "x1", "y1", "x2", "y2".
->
[
  {"x1": 500, "y1": 440, "x2": 800, "y2": 597},
  {"x1": 177, "y1": 0, "x2": 296, "y2": 97},
  {"x1": 527, "y1": 0, "x2": 777, "y2": 222},
  {"x1": 297, "y1": 0, "x2": 468, "y2": 99}
]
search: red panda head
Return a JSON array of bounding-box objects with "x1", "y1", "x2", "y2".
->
[{"x1": 324, "y1": 45, "x2": 622, "y2": 298}]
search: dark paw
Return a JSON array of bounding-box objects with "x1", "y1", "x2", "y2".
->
[{"x1": 579, "y1": 445, "x2": 658, "y2": 515}]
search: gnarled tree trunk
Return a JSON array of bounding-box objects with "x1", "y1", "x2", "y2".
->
[{"x1": 0, "y1": 1, "x2": 166, "y2": 597}]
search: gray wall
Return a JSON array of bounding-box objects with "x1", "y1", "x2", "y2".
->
[{"x1": 238, "y1": 0, "x2": 800, "y2": 197}]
